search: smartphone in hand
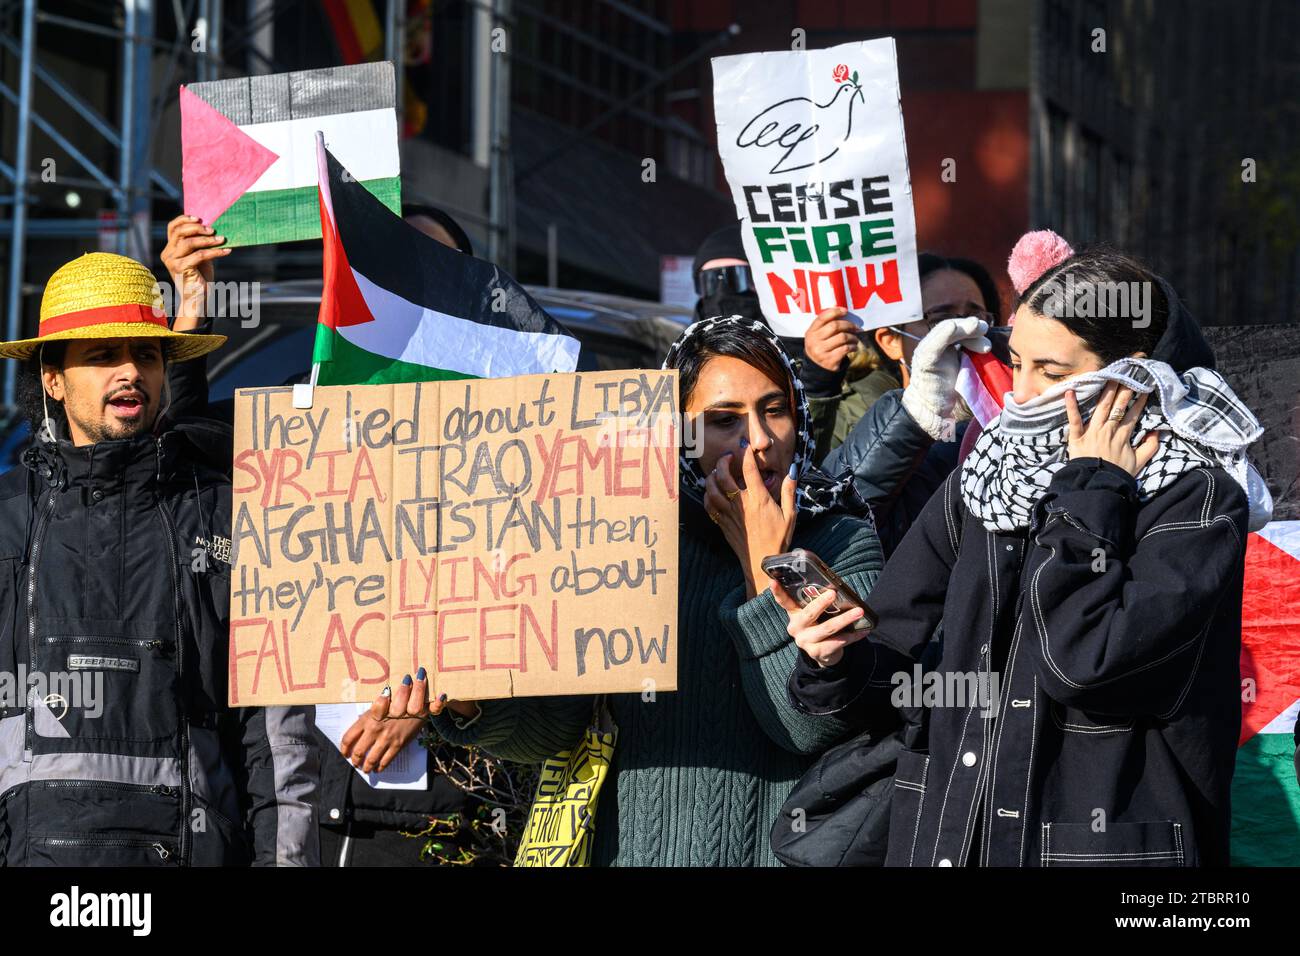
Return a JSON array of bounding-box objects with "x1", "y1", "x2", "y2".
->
[{"x1": 761, "y1": 549, "x2": 877, "y2": 632}]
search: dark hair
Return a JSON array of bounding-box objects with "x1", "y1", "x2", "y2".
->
[
  {"x1": 18, "y1": 342, "x2": 68, "y2": 437},
  {"x1": 917, "y1": 253, "x2": 1002, "y2": 321},
  {"x1": 1018, "y1": 246, "x2": 1168, "y2": 365},
  {"x1": 667, "y1": 322, "x2": 793, "y2": 412},
  {"x1": 402, "y1": 202, "x2": 474, "y2": 256},
  {"x1": 863, "y1": 252, "x2": 1001, "y2": 379}
]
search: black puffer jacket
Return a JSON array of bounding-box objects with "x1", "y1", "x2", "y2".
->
[
  {"x1": 821, "y1": 390, "x2": 965, "y2": 556},
  {"x1": 791, "y1": 280, "x2": 1251, "y2": 866},
  {"x1": 0, "y1": 421, "x2": 318, "y2": 866}
]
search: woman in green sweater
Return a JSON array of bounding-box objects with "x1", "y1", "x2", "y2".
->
[{"x1": 379, "y1": 316, "x2": 886, "y2": 866}]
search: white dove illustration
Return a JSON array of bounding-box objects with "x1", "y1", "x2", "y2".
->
[{"x1": 735, "y1": 79, "x2": 866, "y2": 176}]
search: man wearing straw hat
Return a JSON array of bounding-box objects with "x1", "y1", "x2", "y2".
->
[{"x1": 0, "y1": 252, "x2": 318, "y2": 866}]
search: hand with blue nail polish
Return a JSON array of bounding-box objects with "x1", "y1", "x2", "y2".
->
[
  {"x1": 341, "y1": 681, "x2": 427, "y2": 773},
  {"x1": 366, "y1": 664, "x2": 480, "y2": 723}
]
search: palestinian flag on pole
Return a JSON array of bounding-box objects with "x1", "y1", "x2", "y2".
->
[
  {"x1": 1234, "y1": 521, "x2": 1300, "y2": 865},
  {"x1": 180, "y1": 62, "x2": 400, "y2": 247},
  {"x1": 956, "y1": 348, "x2": 1014, "y2": 428},
  {"x1": 312, "y1": 134, "x2": 581, "y2": 386},
  {"x1": 1201, "y1": 324, "x2": 1300, "y2": 866}
]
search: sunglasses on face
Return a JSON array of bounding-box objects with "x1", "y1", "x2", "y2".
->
[{"x1": 695, "y1": 265, "x2": 756, "y2": 298}]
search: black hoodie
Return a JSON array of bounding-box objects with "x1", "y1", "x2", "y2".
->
[{"x1": 1151, "y1": 276, "x2": 1216, "y2": 372}]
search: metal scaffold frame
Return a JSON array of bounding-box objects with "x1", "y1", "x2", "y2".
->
[
  {"x1": 0, "y1": 0, "x2": 426, "y2": 411},
  {"x1": 0, "y1": 0, "x2": 185, "y2": 405}
]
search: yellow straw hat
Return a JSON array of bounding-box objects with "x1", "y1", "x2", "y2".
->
[{"x1": 0, "y1": 252, "x2": 227, "y2": 361}]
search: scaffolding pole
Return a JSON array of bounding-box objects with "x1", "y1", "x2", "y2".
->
[
  {"x1": 486, "y1": 0, "x2": 512, "y2": 271},
  {"x1": 119, "y1": 0, "x2": 154, "y2": 261},
  {"x1": 0, "y1": 0, "x2": 229, "y2": 411},
  {"x1": 3, "y1": 0, "x2": 35, "y2": 408},
  {"x1": 385, "y1": 0, "x2": 403, "y2": 132}
]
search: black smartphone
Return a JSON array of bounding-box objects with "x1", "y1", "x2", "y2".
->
[{"x1": 761, "y1": 549, "x2": 877, "y2": 632}]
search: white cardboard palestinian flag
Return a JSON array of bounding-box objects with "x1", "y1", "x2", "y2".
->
[
  {"x1": 312, "y1": 134, "x2": 580, "y2": 385},
  {"x1": 180, "y1": 62, "x2": 400, "y2": 246}
]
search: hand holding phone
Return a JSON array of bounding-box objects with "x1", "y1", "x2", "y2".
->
[
  {"x1": 761, "y1": 549, "x2": 877, "y2": 633},
  {"x1": 763, "y1": 550, "x2": 875, "y2": 668}
]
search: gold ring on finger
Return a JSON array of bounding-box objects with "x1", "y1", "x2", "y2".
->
[{"x1": 725, "y1": 489, "x2": 741, "y2": 500}]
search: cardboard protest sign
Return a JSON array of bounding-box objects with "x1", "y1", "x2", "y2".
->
[
  {"x1": 711, "y1": 39, "x2": 922, "y2": 336},
  {"x1": 228, "y1": 371, "x2": 679, "y2": 706},
  {"x1": 180, "y1": 61, "x2": 400, "y2": 246}
]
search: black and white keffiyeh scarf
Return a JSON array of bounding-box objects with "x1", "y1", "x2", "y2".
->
[
  {"x1": 662, "y1": 315, "x2": 864, "y2": 519},
  {"x1": 959, "y1": 357, "x2": 1271, "y2": 533}
]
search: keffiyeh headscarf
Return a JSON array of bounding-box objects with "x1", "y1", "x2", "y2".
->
[
  {"x1": 662, "y1": 315, "x2": 864, "y2": 518},
  {"x1": 959, "y1": 357, "x2": 1272, "y2": 533}
]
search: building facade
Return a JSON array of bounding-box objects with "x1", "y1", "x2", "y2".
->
[{"x1": 3, "y1": 0, "x2": 1295, "y2": 322}]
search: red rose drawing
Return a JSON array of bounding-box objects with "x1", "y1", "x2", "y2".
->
[{"x1": 833, "y1": 63, "x2": 850, "y2": 83}]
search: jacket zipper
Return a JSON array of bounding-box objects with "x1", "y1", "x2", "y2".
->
[
  {"x1": 154, "y1": 493, "x2": 191, "y2": 866},
  {"x1": 42, "y1": 636, "x2": 165, "y2": 651},
  {"x1": 39, "y1": 780, "x2": 179, "y2": 797},
  {"x1": 24, "y1": 488, "x2": 57, "y2": 762},
  {"x1": 42, "y1": 836, "x2": 176, "y2": 861}
]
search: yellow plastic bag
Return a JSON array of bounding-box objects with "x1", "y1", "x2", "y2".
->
[{"x1": 514, "y1": 700, "x2": 617, "y2": 867}]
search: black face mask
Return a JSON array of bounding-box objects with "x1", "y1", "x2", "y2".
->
[{"x1": 694, "y1": 290, "x2": 767, "y2": 325}]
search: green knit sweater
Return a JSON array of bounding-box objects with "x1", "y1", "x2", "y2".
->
[{"x1": 429, "y1": 498, "x2": 884, "y2": 866}]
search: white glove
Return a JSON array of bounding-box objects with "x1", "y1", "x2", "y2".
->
[{"x1": 900, "y1": 316, "x2": 992, "y2": 440}]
